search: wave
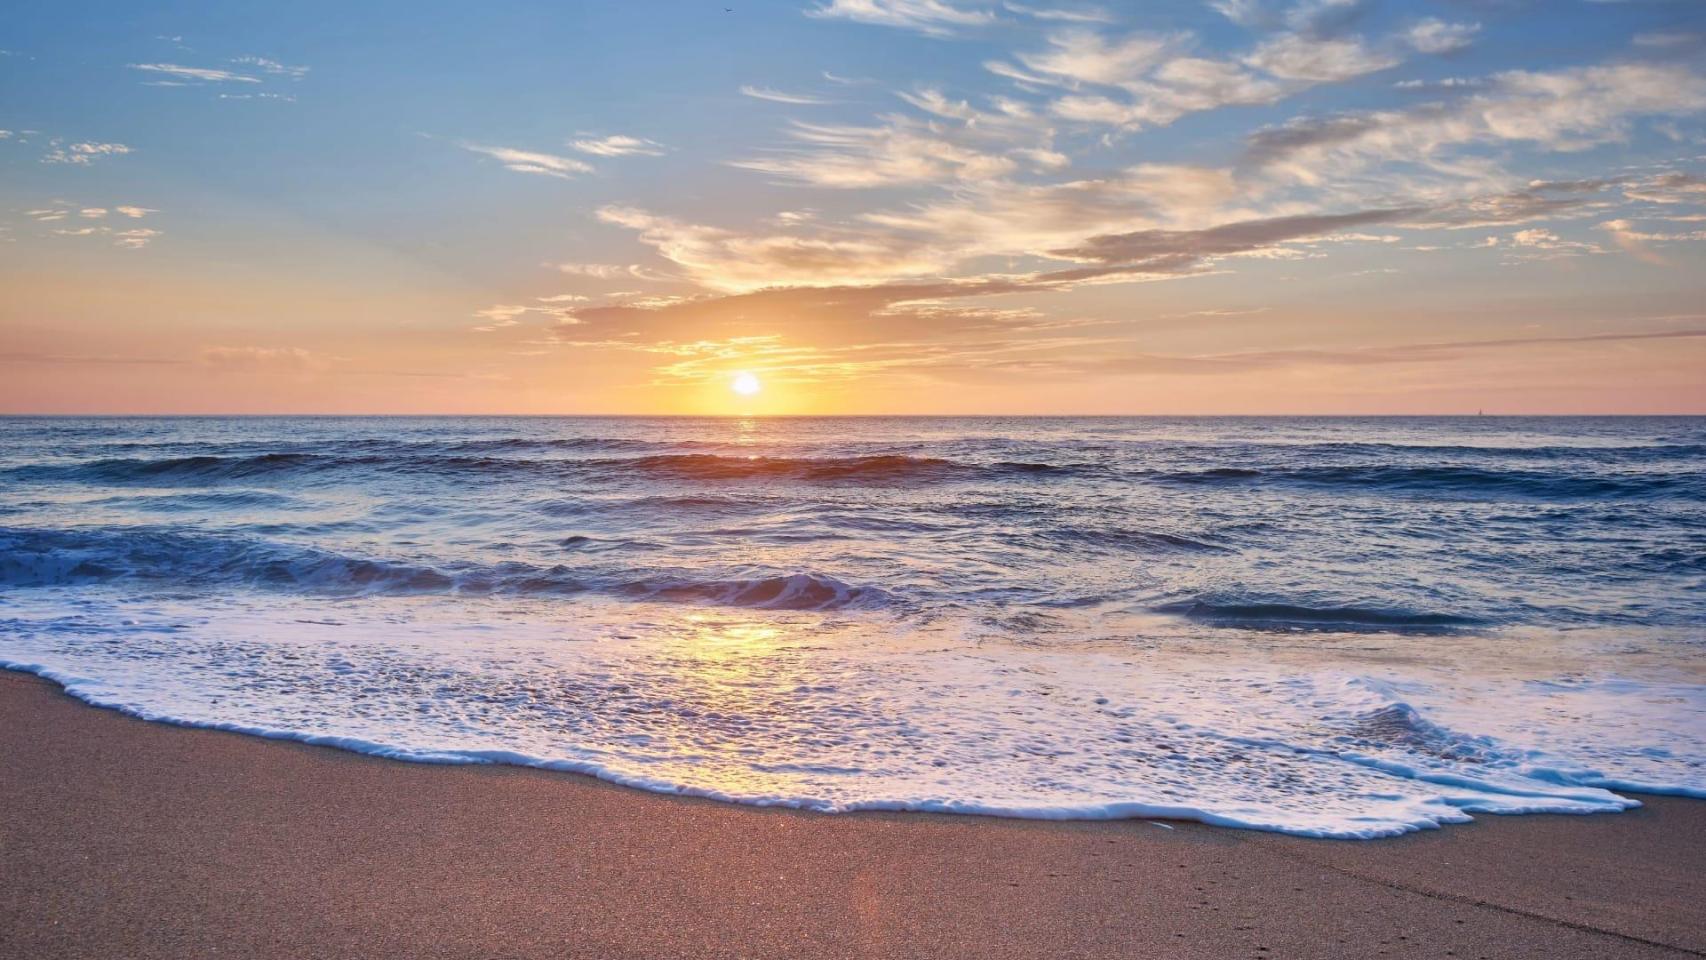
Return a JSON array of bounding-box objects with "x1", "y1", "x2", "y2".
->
[
  {"x1": 87, "y1": 490, "x2": 306, "y2": 512},
  {"x1": 1039, "y1": 527, "x2": 1231, "y2": 555},
  {"x1": 0, "y1": 526, "x2": 883, "y2": 611},
  {"x1": 1149, "y1": 464, "x2": 1698, "y2": 499},
  {"x1": 5, "y1": 451, "x2": 1080, "y2": 487},
  {"x1": 617, "y1": 573, "x2": 887, "y2": 610},
  {"x1": 4, "y1": 452, "x2": 393, "y2": 486},
  {"x1": 532, "y1": 494, "x2": 764, "y2": 518},
  {"x1": 441, "y1": 437, "x2": 668, "y2": 453},
  {"x1": 1158, "y1": 599, "x2": 1485, "y2": 632},
  {"x1": 1266, "y1": 441, "x2": 1706, "y2": 461},
  {"x1": 617, "y1": 453, "x2": 966, "y2": 482}
]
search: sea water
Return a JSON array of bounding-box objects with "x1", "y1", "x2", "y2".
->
[{"x1": 1, "y1": 415, "x2": 1701, "y2": 837}]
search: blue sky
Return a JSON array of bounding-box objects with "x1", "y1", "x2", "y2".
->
[{"x1": 3, "y1": 0, "x2": 1705, "y2": 413}]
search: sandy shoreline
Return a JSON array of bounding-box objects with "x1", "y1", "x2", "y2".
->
[{"x1": 2, "y1": 668, "x2": 1702, "y2": 959}]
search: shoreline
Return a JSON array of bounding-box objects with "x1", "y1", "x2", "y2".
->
[{"x1": 3, "y1": 668, "x2": 1703, "y2": 958}]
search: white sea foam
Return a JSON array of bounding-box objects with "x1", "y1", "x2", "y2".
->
[{"x1": 3, "y1": 591, "x2": 1700, "y2": 839}]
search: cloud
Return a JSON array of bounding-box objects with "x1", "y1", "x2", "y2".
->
[
  {"x1": 458, "y1": 143, "x2": 593, "y2": 178},
  {"x1": 731, "y1": 117, "x2": 1021, "y2": 187},
  {"x1": 1001, "y1": 2, "x2": 1112, "y2": 23},
  {"x1": 110, "y1": 228, "x2": 162, "y2": 249},
  {"x1": 1404, "y1": 19, "x2": 1480, "y2": 55},
  {"x1": 732, "y1": 84, "x2": 1064, "y2": 188},
  {"x1": 570, "y1": 134, "x2": 665, "y2": 156},
  {"x1": 41, "y1": 141, "x2": 132, "y2": 165},
  {"x1": 1242, "y1": 33, "x2": 1398, "y2": 82},
  {"x1": 1087, "y1": 327, "x2": 1706, "y2": 376},
  {"x1": 543, "y1": 279, "x2": 1706, "y2": 391},
  {"x1": 1599, "y1": 218, "x2": 1705, "y2": 264},
  {"x1": 1401, "y1": 179, "x2": 1621, "y2": 229},
  {"x1": 553, "y1": 262, "x2": 666, "y2": 280},
  {"x1": 806, "y1": 0, "x2": 997, "y2": 37},
  {"x1": 740, "y1": 85, "x2": 837, "y2": 105},
  {"x1": 1049, "y1": 207, "x2": 1421, "y2": 266},
  {"x1": 1243, "y1": 63, "x2": 1706, "y2": 183},
  {"x1": 1393, "y1": 76, "x2": 1482, "y2": 91},
  {"x1": 990, "y1": 24, "x2": 1387, "y2": 131},
  {"x1": 1046, "y1": 57, "x2": 1284, "y2": 128},
  {"x1": 472, "y1": 305, "x2": 531, "y2": 330},
  {"x1": 1209, "y1": 0, "x2": 1271, "y2": 27},
  {"x1": 860, "y1": 162, "x2": 1250, "y2": 260},
  {"x1": 229, "y1": 55, "x2": 309, "y2": 79},
  {"x1": 217, "y1": 92, "x2": 296, "y2": 103},
  {"x1": 115, "y1": 205, "x2": 158, "y2": 218},
  {"x1": 129, "y1": 63, "x2": 261, "y2": 83},
  {"x1": 1624, "y1": 172, "x2": 1706, "y2": 205},
  {"x1": 1481, "y1": 227, "x2": 1606, "y2": 262},
  {"x1": 471, "y1": 303, "x2": 585, "y2": 332},
  {"x1": 596, "y1": 205, "x2": 950, "y2": 291},
  {"x1": 592, "y1": 166, "x2": 1655, "y2": 306},
  {"x1": 1013, "y1": 29, "x2": 1183, "y2": 87},
  {"x1": 199, "y1": 346, "x2": 319, "y2": 371}
]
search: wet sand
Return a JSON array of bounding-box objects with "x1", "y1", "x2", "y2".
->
[{"x1": 2, "y1": 669, "x2": 1702, "y2": 959}]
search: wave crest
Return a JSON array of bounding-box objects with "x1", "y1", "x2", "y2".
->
[
  {"x1": 1158, "y1": 598, "x2": 1484, "y2": 632},
  {"x1": 0, "y1": 527, "x2": 884, "y2": 611}
]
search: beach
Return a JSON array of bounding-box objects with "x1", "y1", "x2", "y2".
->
[{"x1": 4, "y1": 669, "x2": 1702, "y2": 960}]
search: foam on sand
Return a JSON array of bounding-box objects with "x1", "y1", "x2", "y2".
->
[{"x1": 2, "y1": 592, "x2": 1699, "y2": 839}]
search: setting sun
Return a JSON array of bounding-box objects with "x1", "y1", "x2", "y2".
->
[{"x1": 732, "y1": 372, "x2": 761, "y2": 397}]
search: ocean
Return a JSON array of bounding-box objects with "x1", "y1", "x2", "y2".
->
[{"x1": 1, "y1": 415, "x2": 1702, "y2": 838}]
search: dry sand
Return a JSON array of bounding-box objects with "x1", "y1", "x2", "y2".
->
[{"x1": 2, "y1": 669, "x2": 1702, "y2": 959}]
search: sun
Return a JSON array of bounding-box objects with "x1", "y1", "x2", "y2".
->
[{"x1": 731, "y1": 372, "x2": 761, "y2": 396}]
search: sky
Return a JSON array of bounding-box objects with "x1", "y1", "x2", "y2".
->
[{"x1": 3, "y1": 0, "x2": 1705, "y2": 415}]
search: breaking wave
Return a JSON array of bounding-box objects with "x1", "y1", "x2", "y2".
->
[
  {"x1": 1158, "y1": 598, "x2": 1487, "y2": 632},
  {"x1": 1149, "y1": 463, "x2": 1698, "y2": 499},
  {"x1": 0, "y1": 526, "x2": 884, "y2": 611}
]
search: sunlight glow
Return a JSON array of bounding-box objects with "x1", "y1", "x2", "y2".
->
[{"x1": 732, "y1": 372, "x2": 761, "y2": 396}]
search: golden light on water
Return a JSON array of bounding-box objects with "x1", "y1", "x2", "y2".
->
[{"x1": 732, "y1": 372, "x2": 761, "y2": 396}]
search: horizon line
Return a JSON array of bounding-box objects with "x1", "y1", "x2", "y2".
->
[{"x1": 4, "y1": 412, "x2": 1705, "y2": 419}]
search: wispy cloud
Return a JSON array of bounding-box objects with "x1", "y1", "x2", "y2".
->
[
  {"x1": 570, "y1": 134, "x2": 666, "y2": 156},
  {"x1": 1243, "y1": 63, "x2": 1706, "y2": 186},
  {"x1": 597, "y1": 205, "x2": 950, "y2": 291},
  {"x1": 230, "y1": 55, "x2": 309, "y2": 79},
  {"x1": 1403, "y1": 19, "x2": 1480, "y2": 55},
  {"x1": 41, "y1": 141, "x2": 132, "y2": 165},
  {"x1": 732, "y1": 117, "x2": 1022, "y2": 187},
  {"x1": 740, "y1": 85, "x2": 837, "y2": 105},
  {"x1": 1243, "y1": 33, "x2": 1398, "y2": 83},
  {"x1": 199, "y1": 346, "x2": 319, "y2": 371},
  {"x1": 469, "y1": 303, "x2": 586, "y2": 332},
  {"x1": 459, "y1": 143, "x2": 593, "y2": 178},
  {"x1": 553, "y1": 262, "x2": 667, "y2": 280},
  {"x1": 987, "y1": 23, "x2": 1393, "y2": 131},
  {"x1": 51, "y1": 224, "x2": 163, "y2": 248},
  {"x1": 1599, "y1": 218, "x2": 1704, "y2": 265},
  {"x1": 129, "y1": 62, "x2": 260, "y2": 83},
  {"x1": 1002, "y1": 2, "x2": 1111, "y2": 24},
  {"x1": 732, "y1": 88, "x2": 1062, "y2": 188},
  {"x1": 806, "y1": 0, "x2": 997, "y2": 37}
]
